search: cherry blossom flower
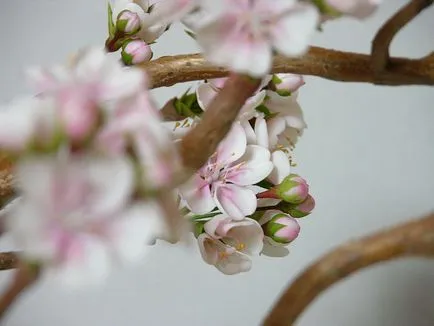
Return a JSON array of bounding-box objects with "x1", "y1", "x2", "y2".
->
[
  {"x1": 180, "y1": 123, "x2": 273, "y2": 219},
  {"x1": 7, "y1": 154, "x2": 161, "y2": 287},
  {"x1": 195, "y1": 0, "x2": 319, "y2": 76},
  {"x1": 197, "y1": 214, "x2": 263, "y2": 274}
]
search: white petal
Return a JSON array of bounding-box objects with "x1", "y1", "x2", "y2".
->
[
  {"x1": 222, "y1": 218, "x2": 264, "y2": 255},
  {"x1": 238, "y1": 90, "x2": 266, "y2": 121},
  {"x1": 179, "y1": 174, "x2": 215, "y2": 214},
  {"x1": 226, "y1": 145, "x2": 273, "y2": 186},
  {"x1": 268, "y1": 150, "x2": 291, "y2": 185},
  {"x1": 215, "y1": 250, "x2": 252, "y2": 275},
  {"x1": 216, "y1": 122, "x2": 247, "y2": 165},
  {"x1": 86, "y1": 156, "x2": 134, "y2": 216},
  {"x1": 196, "y1": 82, "x2": 217, "y2": 111},
  {"x1": 271, "y1": 4, "x2": 319, "y2": 57},
  {"x1": 213, "y1": 184, "x2": 256, "y2": 220},
  {"x1": 254, "y1": 116, "x2": 269, "y2": 148},
  {"x1": 203, "y1": 214, "x2": 231, "y2": 239},
  {"x1": 261, "y1": 237, "x2": 290, "y2": 257},
  {"x1": 108, "y1": 202, "x2": 160, "y2": 263},
  {"x1": 241, "y1": 120, "x2": 257, "y2": 145}
]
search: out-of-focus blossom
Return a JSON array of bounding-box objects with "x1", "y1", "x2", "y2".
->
[
  {"x1": 7, "y1": 155, "x2": 161, "y2": 287},
  {"x1": 195, "y1": 0, "x2": 319, "y2": 76}
]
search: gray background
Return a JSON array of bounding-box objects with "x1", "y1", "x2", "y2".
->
[{"x1": 0, "y1": 0, "x2": 433, "y2": 325}]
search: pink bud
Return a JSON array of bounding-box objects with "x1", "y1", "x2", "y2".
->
[
  {"x1": 263, "y1": 213, "x2": 300, "y2": 244},
  {"x1": 279, "y1": 194, "x2": 316, "y2": 218},
  {"x1": 116, "y1": 10, "x2": 141, "y2": 34},
  {"x1": 272, "y1": 74, "x2": 305, "y2": 96},
  {"x1": 121, "y1": 39, "x2": 152, "y2": 65},
  {"x1": 325, "y1": 0, "x2": 380, "y2": 19},
  {"x1": 276, "y1": 174, "x2": 309, "y2": 204}
]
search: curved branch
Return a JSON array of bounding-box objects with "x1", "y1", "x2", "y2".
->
[
  {"x1": 371, "y1": 0, "x2": 434, "y2": 72},
  {"x1": 143, "y1": 47, "x2": 434, "y2": 89},
  {"x1": 262, "y1": 213, "x2": 434, "y2": 326}
]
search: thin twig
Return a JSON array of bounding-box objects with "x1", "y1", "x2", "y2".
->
[
  {"x1": 371, "y1": 0, "x2": 433, "y2": 73},
  {"x1": 262, "y1": 213, "x2": 434, "y2": 326},
  {"x1": 142, "y1": 47, "x2": 434, "y2": 89}
]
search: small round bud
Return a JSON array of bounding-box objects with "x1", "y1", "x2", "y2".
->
[
  {"x1": 116, "y1": 10, "x2": 141, "y2": 35},
  {"x1": 121, "y1": 39, "x2": 152, "y2": 65},
  {"x1": 276, "y1": 174, "x2": 309, "y2": 204},
  {"x1": 271, "y1": 74, "x2": 305, "y2": 96},
  {"x1": 263, "y1": 213, "x2": 300, "y2": 244},
  {"x1": 279, "y1": 194, "x2": 315, "y2": 218}
]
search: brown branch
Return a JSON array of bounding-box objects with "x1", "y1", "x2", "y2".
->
[
  {"x1": 262, "y1": 213, "x2": 434, "y2": 326},
  {"x1": 0, "y1": 262, "x2": 39, "y2": 320},
  {"x1": 371, "y1": 0, "x2": 433, "y2": 73},
  {"x1": 143, "y1": 47, "x2": 434, "y2": 89},
  {"x1": 0, "y1": 252, "x2": 19, "y2": 271},
  {"x1": 179, "y1": 74, "x2": 261, "y2": 171}
]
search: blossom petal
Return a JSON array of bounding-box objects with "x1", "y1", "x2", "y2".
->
[
  {"x1": 216, "y1": 122, "x2": 247, "y2": 165},
  {"x1": 179, "y1": 174, "x2": 215, "y2": 214},
  {"x1": 226, "y1": 145, "x2": 273, "y2": 186},
  {"x1": 254, "y1": 116, "x2": 269, "y2": 148},
  {"x1": 108, "y1": 202, "x2": 160, "y2": 263},
  {"x1": 220, "y1": 218, "x2": 264, "y2": 255},
  {"x1": 196, "y1": 82, "x2": 217, "y2": 111},
  {"x1": 197, "y1": 233, "x2": 219, "y2": 265},
  {"x1": 213, "y1": 184, "x2": 256, "y2": 219},
  {"x1": 271, "y1": 4, "x2": 319, "y2": 56},
  {"x1": 268, "y1": 150, "x2": 291, "y2": 185}
]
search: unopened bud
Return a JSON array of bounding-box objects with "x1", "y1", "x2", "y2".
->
[
  {"x1": 116, "y1": 10, "x2": 142, "y2": 34},
  {"x1": 271, "y1": 74, "x2": 305, "y2": 96},
  {"x1": 263, "y1": 213, "x2": 300, "y2": 244},
  {"x1": 121, "y1": 39, "x2": 152, "y2": 65},
  {"x1": 276, "y1": 174, "x2": 309, "y2": 204},
  {"x1": 279, "y1": 194, "x2": 315, "y2": 218}
]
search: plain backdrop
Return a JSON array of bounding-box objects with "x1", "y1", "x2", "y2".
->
[{"x1": 0, "y1": 1, "x2": 433, "y2": 325}]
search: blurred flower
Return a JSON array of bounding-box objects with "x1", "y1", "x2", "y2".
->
[
  {"x1": 180, "y1": 123, "x2": 273, "y2": 219},
  {"x1": 7, "y1": 154, "x2": 160, "y2": 287},
  {"x1": 271, "y1": 74, "x2": 305, "y2": 96},
  {"x1": 121, "y1": 39, "x2": 153, "y2": 65},
  {"x1": 195, "y1": 0, "x2": 319, "y2": 76},
  {"x1": 0, "y1": 97, "x2": 57, "y2": 152}
]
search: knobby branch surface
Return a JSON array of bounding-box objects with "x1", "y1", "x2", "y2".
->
[
  {"x1": 371, "y1": 0, "x2": 434, "y2": 72},
  {"x1": 262, "y1": 213, "x2": 434, "y2": 326},
  {"x1": 143, "y1": 46, "x2": 434, "y2": 89}
]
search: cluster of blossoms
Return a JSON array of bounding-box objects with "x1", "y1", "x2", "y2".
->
[
  {"x1": 0, "y1": 48, "x2": 180, "y2": 286},
  {"x1": 168, "y1": 73, "x2": 315, "y2": 274},
  {"x1": 0, "y1": 0, "x2": 382, "y2": 286}
]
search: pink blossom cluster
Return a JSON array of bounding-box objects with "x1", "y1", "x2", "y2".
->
[
  {"x1": 0, "y1": 48, "x2": 178, "y2": 287},
  {"x1": 169, "y1": 74, "x2": 316, "y2": 274}
]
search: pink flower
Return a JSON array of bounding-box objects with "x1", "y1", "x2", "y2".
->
[
  {"x1": 195, "y1": 0, "x2": 319, "y2": 76},
  {"x1": 272, "y1": 74, "x2": 305, "y2": 96},
  {"x1": 27, "y1": 48, "x2": 146, "y2": 142},
  {"x1": 326, "y1": 0, "x2": 381, "y2": 19},
  {"x1": 197, "y1": 214, "x2": 263, "y2": 274},
  {"x1": 180, "y1": 123, "x2": 273, "y2": 219},
  {"x1": 97, "y1": 91, "x2": 179, "y2": 189},
  {"x1": 7, "y1": 154, "x2": 160, "y2": 287}
]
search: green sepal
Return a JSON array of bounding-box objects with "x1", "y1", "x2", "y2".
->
[{"x1": 108, "y1": 3, "x2": 116, "y2": 38}]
